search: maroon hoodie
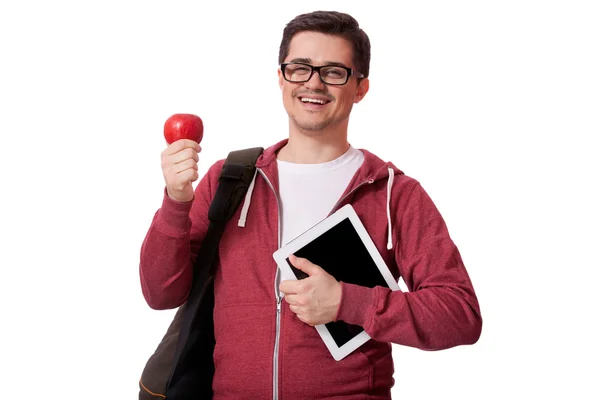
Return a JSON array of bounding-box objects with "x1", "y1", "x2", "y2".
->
[{"x1": 140, "y1": 139, "x2": 482, "y2": 399}]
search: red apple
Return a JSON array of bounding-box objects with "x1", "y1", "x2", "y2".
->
[{"x1": 164, "y1": 113, "x2": 204, "y2": 144}]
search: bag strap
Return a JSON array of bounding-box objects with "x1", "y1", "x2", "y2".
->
[
  {"x1": 189, "y1": 145, "x2": 263, "y2": 308},
  {"x1": 197, "y1": 146, "x2": 264, "y2": 275},
  {"x1": 167, "y1": 146, "x2": 264, "y2": 389},
  {"x1": 207, "y1": 147, "x2": 264, "y2": 222}
]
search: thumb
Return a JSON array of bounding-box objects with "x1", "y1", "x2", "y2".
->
[{"x1": 289, "y1": 254, "x2": 321, "y2": 276}]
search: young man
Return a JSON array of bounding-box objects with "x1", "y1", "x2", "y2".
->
[{"x1": 140, "y1": 10, "x2": 482, "y2": 400}]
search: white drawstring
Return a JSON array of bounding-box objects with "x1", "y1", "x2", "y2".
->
[
  {"x1": 238, "y1": 165, "x2": 395, "y2": 249},
  {"x1": 386, "y1": 167, "x2": 394, "y2": 250},
  {"x1": 238, "y1": 168, "x2": 258, "y2": 227}
]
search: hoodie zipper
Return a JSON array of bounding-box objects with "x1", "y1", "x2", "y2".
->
[
  {"x1": 258, "y1": 168, "x2": 374, "y2": 400},
  {"x1": 257, "y1": 168, "x2": 283, "y2": 400}
]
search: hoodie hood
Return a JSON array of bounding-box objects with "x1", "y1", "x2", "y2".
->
[{"x1": 239, "y1": 139, "x2": 405, "y2": 249}]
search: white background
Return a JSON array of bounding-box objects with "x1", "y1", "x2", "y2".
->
[{"x1": 1, "y1": 1, "x2": 598, "y2": 399}]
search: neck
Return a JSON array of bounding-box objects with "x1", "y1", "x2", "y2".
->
[{"x1": 278, "y1": 130, "x2": 350, "y2": 165}]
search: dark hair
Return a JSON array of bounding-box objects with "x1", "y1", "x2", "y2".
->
[{"x1": 278, "y1": 11, "x2": 371, "y2": 78}]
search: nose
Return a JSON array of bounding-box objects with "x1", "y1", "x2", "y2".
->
[{"x1": 304, "y1": 69, "x2": 326, "y2": 90}]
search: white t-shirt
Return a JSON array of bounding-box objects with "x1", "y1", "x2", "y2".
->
[{"x1": 277, "y1": 146, "x2": 364, "y2": 246}]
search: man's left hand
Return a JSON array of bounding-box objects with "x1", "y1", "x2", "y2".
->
[{"x1": 279, "y1": 255, "x2": 342, "y2": 326}]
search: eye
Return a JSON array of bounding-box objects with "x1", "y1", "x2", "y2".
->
[
  {"x1": 324, "y1": 68, "x2": 345, "y2": 78},
  {"x1": 290, "y1": 65, "x2": 311, "y2": 74}
]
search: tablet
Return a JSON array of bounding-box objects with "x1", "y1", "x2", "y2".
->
[{"x1": 272, "y1": 203, "x2": 401, "y2": 361}]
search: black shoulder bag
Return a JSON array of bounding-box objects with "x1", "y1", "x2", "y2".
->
[{"x1": 139, "y1": 146, "x2": 264, "y2": 399}]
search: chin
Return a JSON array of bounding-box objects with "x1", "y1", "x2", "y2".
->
[{"x1": 292, "y1": 117, "x2": 331, "y2": 133}]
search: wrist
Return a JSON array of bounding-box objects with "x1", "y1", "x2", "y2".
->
[
  {"x1": 334, "y1": 282, "x2": 378, "y2": 328},
  {"x1": 166, "y1": 187, "x2": 194, "y2": 203},
  {"x1": 154, "y1": 187, "x2": 194, "y2": 235}
]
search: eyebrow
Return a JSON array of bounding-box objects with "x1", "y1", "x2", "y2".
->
[{"x1": 288, "y1": 58, "x2": 350, "y2": 69}]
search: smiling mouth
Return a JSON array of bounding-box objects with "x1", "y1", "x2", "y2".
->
[{"x1": 299, "y1": 97, "x2": 331, "y2": 105}]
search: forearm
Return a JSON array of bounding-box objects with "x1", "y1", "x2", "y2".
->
[
  {"x1": 139, "y1": 162, "x2": 218, "y2": 310},
  {"x1": 139, "y1": 190, "x2": 201, "y2": 310},
  {"x1": 335, "y1": 280, "x2": 482, "y2": 350}
]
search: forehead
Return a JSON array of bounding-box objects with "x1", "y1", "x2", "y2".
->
[{"x1": 286, "y1": 31, "x2": 354, "y2": 66}]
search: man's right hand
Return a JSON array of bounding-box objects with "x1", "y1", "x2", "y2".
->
[{"x1": 161, "y1": 139, "x2": 201, "y2": 202}]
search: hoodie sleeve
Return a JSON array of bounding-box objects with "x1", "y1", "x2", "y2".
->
[
  {"x1": 139, "y1": 160, "x2": 224, "y2": 310},
  {"x1": 335, "y1": 181, "x2": 482, "y2": 350}
]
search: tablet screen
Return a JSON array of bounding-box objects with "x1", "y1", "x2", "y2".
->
[{"x1": 286, "y1": 217, "x2": 389, "y2": 347}]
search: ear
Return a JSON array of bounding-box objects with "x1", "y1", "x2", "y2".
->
[
  {"x1": 353, "y1": 78, "x2": 370, "y2": 104},
  {"x1": 278, "y1": 68, "x2": 284, "y2": 90}
]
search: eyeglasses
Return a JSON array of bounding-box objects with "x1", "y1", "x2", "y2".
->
[{"x1": 281, "y1": 62, "x2": 364, "y2": 86}]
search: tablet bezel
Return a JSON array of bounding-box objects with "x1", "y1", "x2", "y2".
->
[{"x1": 272, "y1": 203, "x2": 401, "y2": 361}]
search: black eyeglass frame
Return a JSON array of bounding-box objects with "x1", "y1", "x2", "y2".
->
[{"x1": 280, "y1": 62, "x2": 365, "y2": 86}]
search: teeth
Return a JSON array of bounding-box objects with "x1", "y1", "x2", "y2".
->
[{"x1": 301, "y1": 97, "x2": 325, "y2": 104}]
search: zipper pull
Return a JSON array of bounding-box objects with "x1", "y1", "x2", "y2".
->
[{"x1": 277, "y1": 296, "x2": 282, "y2": 312}]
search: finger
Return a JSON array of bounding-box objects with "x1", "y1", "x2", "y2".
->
[
  {"x1": 286, "y1": 294, "x2": 308, "y2": 307},
  {"x1": 163, "y1": 139, "x2": 201, "y2": 156},
  {"x1": 289, "y1": 304, "x2": 301, "y2": 314},
  {"x1": 169, "y1": 147, "x2": 200, "y2": 165},
  {"x1": 279, "y1": 280, "x2": 300, "y2": 295},
  {"x1": 284, "y1": 293, "x2": 300, "y2": 306},
  {"x1": 296, "y1": 313, "x2": 314, "y2": 326},
  {"x1": 167, "y1": 168, "x2": 199, "y2": 190},
  {"x1": 289, "y1": 255, "x2": 319, "y2": 275},
  {"x1": 172, "y1": 158, "x2": 199, "y2": 175},
  {"x1": 177, "y1": 169, "x2": 199, "y2": 184},
  {"x1": 162, "y1": 151, "x2": 198, "y2": 175}
]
